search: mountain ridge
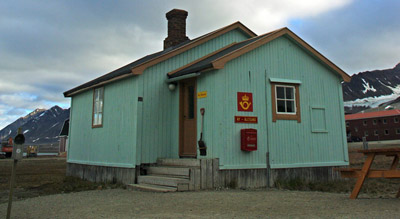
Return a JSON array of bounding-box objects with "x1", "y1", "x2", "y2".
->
[
  {"x1": 343, "y1": 62, "x2": 400, "y2": 113},
  {"x1": 0, "y1": 106, "x2": 70, "y2": 144}
]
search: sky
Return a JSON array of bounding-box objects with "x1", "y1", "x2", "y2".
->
[{"x1": 0, "y1": 0, "x2": 399, "y2": 130}]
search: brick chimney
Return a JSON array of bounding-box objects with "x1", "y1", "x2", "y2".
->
[{"x1": 164, "y1": 9, "x2": 189, "y2": 50}]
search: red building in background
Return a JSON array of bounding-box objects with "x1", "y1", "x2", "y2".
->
[{"x1": 345, "y1": 110, "x2": 400, "y2": 142}]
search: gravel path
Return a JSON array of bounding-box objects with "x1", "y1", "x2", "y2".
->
[{"x1": 1, "y1": 189, "x2": 399, "y2": 218}]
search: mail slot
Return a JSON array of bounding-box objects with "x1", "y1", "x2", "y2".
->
[{"x1": 241, "y1": 128, "x2": 257, "y2": 151}]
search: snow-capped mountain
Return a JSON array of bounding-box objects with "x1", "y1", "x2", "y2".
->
[
  {"x1": 0, "y1": 106, "x2": 70, "y2": 144},
  {"x1": 343, "y1": 63, "x2": 400, "y2": 113}
]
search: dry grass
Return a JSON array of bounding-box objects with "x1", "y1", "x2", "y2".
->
[
  {"x1": 1, "y1": 141, "x2": 399, "y2": 202},
  {"x1": 0, "y1": 158, "x2": 124, "y2": 204},
  {"x1": 276, "y1": 142, "x2": 400, "y2": 197}
]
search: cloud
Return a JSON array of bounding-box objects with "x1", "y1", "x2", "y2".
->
[
  {"x1": 289, "y1": 0, "x2": 400, "y2": 74},
  {"x1": 170, "y1": 0, "x2": 352, "y2": 36},
  {"x1": 2, "y1": 0, "x2": 399, "y2": 130}
]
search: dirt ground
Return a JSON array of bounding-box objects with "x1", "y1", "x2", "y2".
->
[
  {"x1": 0, "y1": 157, "x2": 122, "y2": 204},
  {"x1": 0, "y1": 188, "x2": 399, "y2": 218},
  {"x1": 0, "y1": 141, "x2": 399, "y2": 218}
]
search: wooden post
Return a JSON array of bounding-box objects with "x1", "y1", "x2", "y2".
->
[
  {"x1": 362, "y1": 137, "x2": 368, "y2": 150},
  {"x1": 6, "y1": 160, "x2": 18, "y2": 219},
  {"x1": 350, "y1": 153, "x2": 375, "y2": 199},
  {"x1": 7, "y1": 128, "x2": 25, "y2": 219}
]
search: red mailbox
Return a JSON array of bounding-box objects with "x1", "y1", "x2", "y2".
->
[{"x1": 241, "y1": 129, "x2": 257, "y2": 151}]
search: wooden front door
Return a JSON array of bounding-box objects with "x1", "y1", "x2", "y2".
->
[{"x1": 179, "y1": 78, "x2": 197, "y2": 157}]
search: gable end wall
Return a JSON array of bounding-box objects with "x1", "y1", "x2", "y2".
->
[{"x1": 196, "y1": 36, "x2": 348, "y2": 169}]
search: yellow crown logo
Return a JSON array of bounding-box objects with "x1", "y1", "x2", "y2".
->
[{"x1": 242, "y1": 94, "x2": 249, "y2": 101}]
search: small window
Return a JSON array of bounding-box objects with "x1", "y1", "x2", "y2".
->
[
  {"x1": 383, "y1": 119, "x2": 387, "y2": 124},
  {"x1": 374, "y1": 130, "x2": 379, "y2": 136},
  {"x1": 276, "y1": 85, "x2": 296, "y2": 114},
  {"x1": 364, "y1": 131, "x2": 368, "y2": 136},
  {"x1": 384, "y1": 129, "x2": 389, "y2": 135},
  {"x1": 271, "y1": 83, "x2": 300, "y2": 122},
  {"x1": 346, "y1": 122, "x2": 349, "y2": 127},
  {"x1": 373, "y1": 119, "x2": 377, "y2": 125},
  {"x1": 363, "y1": 120, "x2": 367, "y2": 126},
  {"x1": 355, "y1": 127, "x2": 358, "y2": 132},
  {"x1": 92, "y1": 87, "x2": 104, "y2": 127},
  {"x1": 394, "y1": 118, "x2": 399, "y2": 123},
  {"x1": 396, "y1": 128, "x2": 400, "y2": 134}
]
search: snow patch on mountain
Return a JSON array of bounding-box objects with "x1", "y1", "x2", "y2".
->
[
  {"x1": 361, "y1": 78, "x2": 376, "y2": 94},
  {"x1": 344, "y1": 84, "x2": 400, "y2": 108}
]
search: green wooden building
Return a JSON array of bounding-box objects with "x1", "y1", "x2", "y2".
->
[{"x1": 64, "y1": 9, "x2": 351, "y2": 191}]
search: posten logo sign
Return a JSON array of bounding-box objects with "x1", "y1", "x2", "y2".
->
[{"x1": 237, "y1": 92, "x2": 253, "y2": 112}]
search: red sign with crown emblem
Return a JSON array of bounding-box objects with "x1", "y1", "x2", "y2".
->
[{"x1": 237, "y1": 92, "x2": 253, "y2": 112}]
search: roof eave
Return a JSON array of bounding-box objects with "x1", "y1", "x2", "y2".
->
[
  {"x1": 64, "y1": 73, "x2": 135, "y2": 97},
  {"x1": 131, "y1": 22, "x2": 256, "y2": 75},
  {"x1": 210, "y1": 27, "x2": 351, "y2": 83}
]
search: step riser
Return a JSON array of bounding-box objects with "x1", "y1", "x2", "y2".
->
[
  {"x1": 138, "y1": 176, "x2": 188, "y2": 188},
  {"x1": 127, "y1": 184, "x2": 177, "y2": 192},
  {"x1": 147, "y1": 167, "x2": 190, "y2": 177},
  {"x1": 157, "y1": 158, "x2": 200, "y2": 167}
]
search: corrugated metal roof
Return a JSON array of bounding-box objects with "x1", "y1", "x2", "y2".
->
[{"x1": 345, "y1": 109, "x2": 400, "y2": 120}]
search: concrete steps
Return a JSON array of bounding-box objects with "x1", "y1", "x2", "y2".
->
[
  {"x1": 129, "y1": 158, "x2": 200, "y2": 192},
  {"x1": 138, "y1": 175, "x2": 189, "y2": 189},
  {"x1": 146, "y1": 166, "x2": 190, "y2": 178}
]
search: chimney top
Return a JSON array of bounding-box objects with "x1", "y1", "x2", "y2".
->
[
  {"x1": 166, "y1": 9, "x2": 188, "y2": 19},
  {"x1": 164, "y1": 9, "x2": 189, "y2": 50}
]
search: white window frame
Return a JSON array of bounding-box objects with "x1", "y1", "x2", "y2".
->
[
  {"x1": 92, "y1": 87, "x2": 104, "y2": 127},
  {"x1": 275, "y1": 85, "x2": 296, "y2": 115}
]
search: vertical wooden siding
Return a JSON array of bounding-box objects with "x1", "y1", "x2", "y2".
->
[
  {"x1": 197, "y1": 35, "x2": 348, "y2": 169},
  {"x1": 68, "y1": 77, "x2": 138, "y2": 168},
  {"x1": 137, "y1": 29, "x2": 251, "y2": 164}
]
